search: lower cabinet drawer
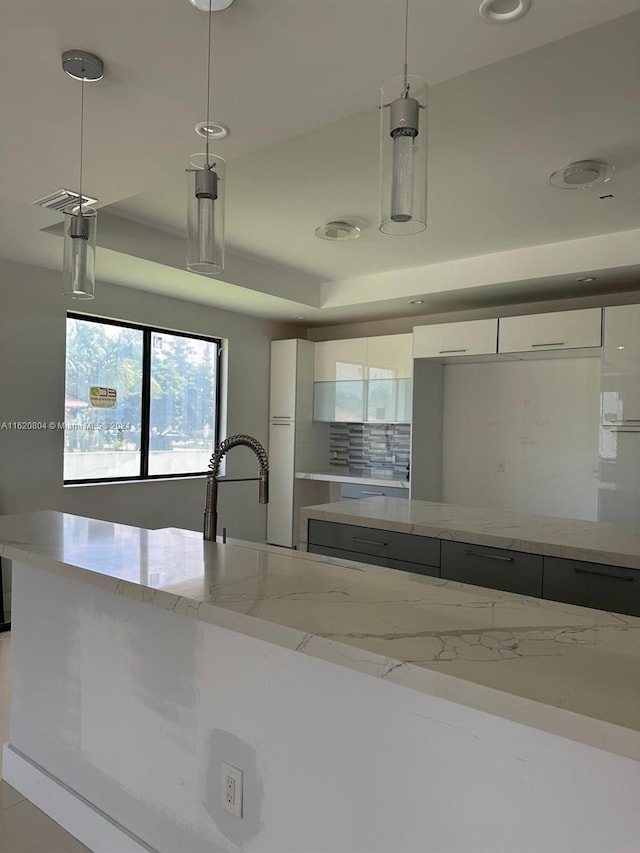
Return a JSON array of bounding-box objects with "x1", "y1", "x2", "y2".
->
[
  {"x1": 543, "y1": 557, "x2": 640, "y2": 616},
  {"x1": 441, "y1": 541, "x2": 543, "y2": 597},
  {"x1": 308, "y1": 543, "x2": 388, "y2": 568},
  {"x1": 340, "y1": 483, "x2": 409, "y2": 500},
  {"x1": 307, "y1": 545, "x2": 440, "y2": 578},
  {"x1": 308, "y1": 520, "x2": 440, "y2": 567}
]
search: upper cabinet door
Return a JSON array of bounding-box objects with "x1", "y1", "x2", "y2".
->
[
  {"x1": 366, "y1": 334, "x2": 413, "y2": 379},
  {"x1": 314, "y1": 339, "x2": 367, "y2": 381},
  {"x1": 270, "y1": 339, "x2": 298, "y2": 420},
  {"x1": 498, "y1": 309, "x2": 602, "y2": 354},
  {"x1": 602, "y1": 305, "x2": 640, "y2": 426},
  {"x1": 413, "y1": 319, "x2": 498, "y2": 358}
]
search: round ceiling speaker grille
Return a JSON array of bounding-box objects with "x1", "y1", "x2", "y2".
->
[
  {"x1": 315, "y1": 221, "x2": 362, "y2": 241},
  {"x1": 479, "y1": 0, "x2": 531, "y2": 23},
  {"x1": 549, "y1": 160, "x2": 614, "y2": 190}
]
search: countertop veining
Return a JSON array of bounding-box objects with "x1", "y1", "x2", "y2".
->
[{"x1": 1, "y1": 510, "x2": 639, "y2": 760}]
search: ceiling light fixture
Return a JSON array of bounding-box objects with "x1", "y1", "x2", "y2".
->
[
  {"x1": 189, "y1": 0, "x2": 234, "y2": 9},
  {"x1": 479, "y1": 0, "x2": 531, "y2": 24},
  {"x1": 409, "y1": 299, "x2": 424, "y2": 304},
  {"x1": 186, "y1": 0, "x2": 226, "y2": 275},
  {"x1": 379, "y1": 0, "x2": 428, "y2": 236},
  {"x1": 61, "y1": 50, "x2": 103, "y2": 300},
  {"x1": 315, "y1": 221, "x2": 362, "y2": 241},
  {"x1": 577, "y1": 277, "x2": 596, "y2": 283},
  {"x1": 195, "y1": 120, "x2": 229, "y2": 140},
  {"x1": 549, "y1": 160, "x2": 614, "y2": 190}
]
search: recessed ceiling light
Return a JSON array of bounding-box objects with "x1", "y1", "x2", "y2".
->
[
  {"x1": 549, "y1": 160, "x2": 614, "y2": 190},
  {"x1": 409, "y1": 299, "x2": 424, "y2": 305},
  {"x1": 577, "y1": 277, "x2": 596, "y2": 283},
  {"x1": 479, "y1": 0, "x2": 531, "y2": 24},
  {"x1": 189, "y1": 0, "x2": 234, "y2": 10},
  {"x1": 195, "y1": 121, "x2": 229, "y2": 140},
  {"x1": 315, "y1": 221, "x2": 362, "y2": 241},
  {"x1": 293, "y1": 315, "x2": 306, "y2": 320}
]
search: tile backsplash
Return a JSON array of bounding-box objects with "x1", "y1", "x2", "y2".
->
[{"x1": 329, "y1": 423, "x2": 410, "y2": 478}]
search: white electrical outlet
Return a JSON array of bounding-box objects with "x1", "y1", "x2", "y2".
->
[{"x1": 221, "y1": 762, "x2": 243, "y2": 818}]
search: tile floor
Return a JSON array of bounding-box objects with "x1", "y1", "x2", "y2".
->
[{"x1": 0, "y1": 632, "x2": 90, "y2": 852}]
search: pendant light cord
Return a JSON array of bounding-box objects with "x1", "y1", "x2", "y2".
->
[
  {"x1": 79, "y1": 67, "x2": 85, "y2": 215},
  {"x1": 205, "y1": 0, "x2": 213, "y2": 163},
  {"x1": 403, "y1": 0, "x2": 409, "y2": 95}
]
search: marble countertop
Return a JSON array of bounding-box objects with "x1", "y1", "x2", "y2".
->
[
  {"x1": 300, "y1": 497, "x2": 640, "y2": 570},
  {"x1": 296, "y1": 469, "x2": 409, "y2": 488},
  {"x1": 1, "y1": 511, "x2": 639, "y2": 760}
]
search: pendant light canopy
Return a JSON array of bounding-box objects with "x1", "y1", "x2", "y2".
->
[
  {"x1": 186, "y1": 0, "x2": 225, "y2": 275},
  {"x1": 379, "y1": 0, "x2": 428, "y2": 235},
  {"x1": 61, "y1": 50, "x2": 103, "y2": 299}
]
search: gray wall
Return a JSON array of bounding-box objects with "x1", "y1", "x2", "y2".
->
[{"x1": 0, "y1": 258, "x2": 296, "y2": 541}]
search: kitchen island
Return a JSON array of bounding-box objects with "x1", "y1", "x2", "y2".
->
[{"x1": 1, "y1": 511, "x2": 639, "y2": 853}]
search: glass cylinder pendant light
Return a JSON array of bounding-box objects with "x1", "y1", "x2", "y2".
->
[
  {"x1": 379, "y1": 0, "x2": 428, "y2": 236},
  {"x1": 186, "y1": 0, "x2": 225, "y2": 274},
  {"x1": 61, "y1": 50, "x2": 103, "y2": 298}
]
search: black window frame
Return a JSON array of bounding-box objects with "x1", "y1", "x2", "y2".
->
[{"x1": 64, "y1": 312, "x2": 222, "y2": 485}]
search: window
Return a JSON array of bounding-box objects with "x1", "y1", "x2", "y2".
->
[{"x1": 64, "y1": 314, "x2": 221, "y2": 483}]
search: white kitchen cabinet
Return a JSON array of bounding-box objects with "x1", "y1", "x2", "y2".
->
[
  {"x1": 366, "y1": 334, "x2": 413, "y2": 379},
  {"x1": 314, "y1": 339, "x2": 366, "y2": 381},
  {"x1": 268, "y1": 339, "x2": 326, "y2": 547},
  {"x1": 413, "y1": 319, "x2": 498, "y2": 359},
  {"x1": 314, "y1": 334, "x2": 413, "y2": 423},
  {"x1": 269, "y1": 338, "x2": 297, "y2": 419},
  {"x1": 498, "y1": 308, "x2": 602, "y2": 354},
  {"x1": 601, "y1": 304, "x2": 640, "y2": 427}
]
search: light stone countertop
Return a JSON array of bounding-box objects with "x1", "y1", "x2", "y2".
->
[
  {"x1": 300, "y1": 497, "x2": 640, "y2": 570},
  {"x1": 1, "y1": 510, "x2": 639, "y2": 761},
  {"x1": 296, "y1": 469, "x2": 409, "y2": 488}
]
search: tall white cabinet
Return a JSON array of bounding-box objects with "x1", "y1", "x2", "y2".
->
[
  {"x1": 599, "y1": 305, "x2": 640, "y2": 524},
  {"x1": 267, "y1": 339, "x2": 328, "y2": 547}
]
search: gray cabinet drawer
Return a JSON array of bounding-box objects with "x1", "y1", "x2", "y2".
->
[
  {"x1": 543, "y1": 557, "x2": 640, "y2": 616},
  {"x1": 388, "y1": 558, "x2": 439, "y2": 578},
  {"x1": 308, "y1": 543, "x2": 389, "y2": 568},
  {"x1": 441, "y1": 541, "x2": 543, "y2": 597},
  {"x1": 340, "y1": 483, "x2": 409, "y2": 500},
  {"x1": 307, "y1": 520, "x2": 440, "y2": 568}
]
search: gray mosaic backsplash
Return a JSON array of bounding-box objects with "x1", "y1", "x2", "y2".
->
[{"x1": 329, "y1": 423, "x2": 411, "y2": 479}]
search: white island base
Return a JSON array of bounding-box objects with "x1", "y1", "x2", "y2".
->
[{"x1": 1, "y1": 513, "x2": 639, "y2": 853}]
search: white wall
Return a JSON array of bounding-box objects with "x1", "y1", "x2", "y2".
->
[
  {"x1": 441, "y1": 357, "x2": 600, "y2": 521},
  {"x1": 0, "y1": 258, "x2": 296, "y2": 540}
]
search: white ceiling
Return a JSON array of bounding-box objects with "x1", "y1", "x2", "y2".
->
[{"x1": 3, "y1": 0, "x2": 640, "y2": 324}]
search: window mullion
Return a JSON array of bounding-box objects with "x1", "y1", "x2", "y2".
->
[{"x1": 140, "y1": 329, "x2": 152, "y2": 478}]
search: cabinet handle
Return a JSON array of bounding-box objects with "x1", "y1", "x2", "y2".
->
[
  {"x1": 607, "y1": 419, "x2": 640, "y2": 424},
  {"x1": 438, "y1": 348, "x2": 468, "y2": 354},
  {"x1": 270, "y1": 422, "x2": 291, "y2": 426},
  {"x1": 361, "y1": 490, "x2": 384, "y2": 496},
  {"x1": 271, "y1": 416, "x2": 292, "y2": 420},
  {"x1": 464, "y1": 550, "x2": 513, "y2": 562},
  {"x1": 351, "y1": 537, "x2": 387, "y2": 547},
  {"x1": 573, "y1": 567, "x2": 633, "y2": 582},
  {"x1": 531, "y1": 342, "x2": 565, "y2": 348}
]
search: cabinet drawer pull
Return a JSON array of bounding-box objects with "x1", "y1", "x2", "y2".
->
[
  {"x1": 438, "y1": 348, "x2": 468, "y2": 354},
  {"x1": 351, "y1": 537, "x2": 387, "y2": 547},
  {"x1": 464, "y1": 550, "x2": 513, "y2": 562},
  {"x1": 573, "y1": 567, "x2": 634, "y2": 582},
  {"x1": 531, "y1": 342, "x2": 565, "y2": 348},
  {"x1": 607, "y1": 419, "x2": 640, "y2": 424},
  {"x1": 361, "y1": 490, "x2": 384, "y2": 496},
  {"x1": 270, "y1": 422, "x2": 291, "y2": 426}
]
